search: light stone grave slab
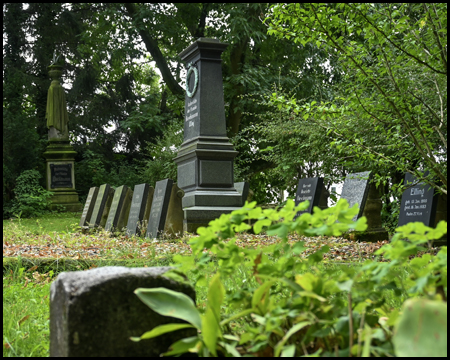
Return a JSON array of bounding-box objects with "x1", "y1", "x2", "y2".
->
[
  {"x1": 79, "y1": 187, "x2": 99, "y2": 227},
  {"x1": 105, "y1": 185, "x2": 133, "y2": 232},
  {"x1": 88, "y1": 184, "x2": 114, "y2": 228}
]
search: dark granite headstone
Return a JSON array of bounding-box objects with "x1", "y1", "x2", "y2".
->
[
  {"x1": 294, "y1": 177, "x2": 328, "y2": 217},
  {"x1": 50, "y1": 163, "x2": 73, "y2": 189},
  {"x1": 174, "y1": 38, "x2": 242, "y2": 233},
  {"x1": 398, "y1": 173, "x2": 438, "y2": 227},
  {"x1": 79, "y1": 187, "x2": 99, "y2": 227},
  {"x1": 105, "y1": 185, "x2": 133, "y2": 232},
  {"x1": 146, "y1": 179, "x2": 174, "y2": 239},
  {"x1": 234, "y1": 182, "x2": 250, "y2": 206},
  {"x1": 88, "y1": 184, "x2": 114, "y2": 228},
  {"x1": 126, "y1": 184, "x2": 154, "y2": 237},
  {"x1": 50, "y1": 266, "x2": 196, "y2": 357},
  {"x1": 340, "y1": 171, "x2": 372, "y2": 221}
]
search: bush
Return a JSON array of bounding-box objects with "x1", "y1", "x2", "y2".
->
[
  {"x1": 131, "y1": 199, "x2": 447, "y2": 357},
  {"x1": 6, "y1": 169, "x2": 53, "y2": 218}
]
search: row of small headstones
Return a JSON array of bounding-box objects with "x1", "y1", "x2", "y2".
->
[
  {"x1": 79, "y1": 179, "x2": 250, "y2": 238},
  {"x1": 296, "y1": 171, "x2": 445, "y2": 230}
]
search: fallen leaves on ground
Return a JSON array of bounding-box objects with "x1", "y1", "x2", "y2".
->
[{"x1": 3, "y1": 231, "x2": 440, "y2": 263}]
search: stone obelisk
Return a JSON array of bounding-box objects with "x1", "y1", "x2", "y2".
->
[{"x1": 174, "y1": 38, "x2": 242, "y2": 233}]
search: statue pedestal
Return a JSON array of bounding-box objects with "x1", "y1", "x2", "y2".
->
[{"x1": 43, "y1": 140, "x2": 82, "y2": 212}]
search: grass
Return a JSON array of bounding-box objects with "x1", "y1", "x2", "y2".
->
[{"x1": 3, "y1": 262, "x2": 52, "y2": 357}]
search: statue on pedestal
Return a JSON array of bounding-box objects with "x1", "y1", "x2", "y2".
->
[{"x1": 46, "y1": 51, "x2": 69, "y2": 141}]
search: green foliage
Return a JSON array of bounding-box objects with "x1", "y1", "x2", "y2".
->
[
  {"x1": 134, "y1": 199, "x2": 447, "y2": 356},
  {"x1": 139, "y1": 120, "x2": 183, "y2": 186},
  {"x1": 392, "y1": 298, "x2": 447, "y2": 357},
  {"x1": 5, "y1": 170, "x2": 53, "y2": 219},
  {"x1": 265, "y1": 3, "x2": 447, "y2": 195}
]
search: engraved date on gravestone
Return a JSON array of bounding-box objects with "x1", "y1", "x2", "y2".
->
[{"x1": 50, "y1": 164, "x2": 72, "y2": 188}]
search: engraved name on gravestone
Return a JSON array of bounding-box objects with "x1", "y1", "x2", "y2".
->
[
  {"x1": 340, "y1": 171, "x2": 372, "y2": 221},
  {"x1": 105, "y1": 185, "x2": 133, "y2": 232},
  {"x1": 79, "y1": 187, "x2": 99, "y2": 227},
  {"x1": 50, "y1": 163, "x2": 73, "y2": 188},
  {"x1": 126, "y1": 184, "x2": 154, "y2": 237},
  {"x1": 146, "y1": 179, "x2": 174, "y2": 239},
  {"x1": 89, "y1": 184, "x2": 114, "y2": 228},
  {"x1": 398, "y1": 173, "x2": 438, "y2": 227},
  {"x1": 294, "y1": 177, "x2": 325, "y2": 217}
]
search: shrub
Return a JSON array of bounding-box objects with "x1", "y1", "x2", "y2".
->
[
  {"x1": 131, "y1": 199, "x2": 447, "y2": 357},
  {"x1": 7, "y1": 169, "x2": 53, "y2": 218}
]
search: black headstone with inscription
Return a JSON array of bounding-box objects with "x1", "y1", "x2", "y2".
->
[
  {"x1": 174, "y1": 38, "x2": 242, "y2": 233},
  {"x1": 80, "y1": 187, "x2": 99, "y2": 227},
  {"x1": 398, "y1": 173, "x2": 438, "y2": 227},
  {"x1": 146, "y1": 179, "x2": 174, "y2": 239},
  {"x1": 126, "y1": 184, "x2": 154, "y2": 237},
  {"x1": 294, "y1": 177, "x2": 326, "y2": 217},
  {"x1": 340, "y1": 171, "x2": 372, "y2": 221}
]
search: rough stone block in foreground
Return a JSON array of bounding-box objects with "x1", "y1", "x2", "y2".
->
[{"x1": 50, "y1": 266, "x2": 196, "y2": 357}]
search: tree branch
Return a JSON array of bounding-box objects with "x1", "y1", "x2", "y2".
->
[{"x1": 124, "y1": 3, "x2": 183, "y2": 96}]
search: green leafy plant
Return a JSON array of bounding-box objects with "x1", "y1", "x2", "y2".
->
[
  {"x1": 7, "y1": 170, "x2": 53, "y2": 218},
  {"x1": 132, "y1": 199, "x2": 446, "y2": 356}
]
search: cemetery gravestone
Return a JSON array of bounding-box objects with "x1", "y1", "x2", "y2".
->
[
  {"x1": 294, "y1": 177, "x2": 328, "y2": 217},
  {"x1": 235, "y1": 182, "x2": 250, "y2": 206},
  {"x1": 50, "y1": 266, "x2": 196, "y2": 357},
  {"x1": 105, "y1": 185, "x2": 133, "y2": 232},
  {"x1": 340, "y1": 171, "x2": 388, "y2": 242},
  {"x1": 79, "y1": 187, "x2": 99, "y2": 227},
  {"x1": 88, "y1": 184, "x2": 114, "y2": 228},
  {"x1": 398, "y1": 173, "x2": 447, "y2": 245},
  {"x1": 174, "y1": 38, "x2": 242, "y2": 233},
  {"x1": 398, "y1": 173, "x2": 438, "y2": 227},
  {"x1": 146, "y1": 179, "x2": 174, "y2": 239},
  {"x1": 126, "y1": 184, "x2": 154, "y2": 237},
  {"x1": 340, "y1": 171, "x2": 372, "y2": 221},
  {"x1": 164, "y1": 184, "x2": 184, "y2": 237}
]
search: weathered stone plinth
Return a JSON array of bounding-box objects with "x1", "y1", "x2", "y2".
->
[
  {"x1": 42, "y1": 140, "x2": 82, "y2": 212},
  {"x1": 174, "y1": 38, "x2": 242, "y2": 233}
]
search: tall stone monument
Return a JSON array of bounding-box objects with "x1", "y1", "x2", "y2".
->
[
  {"x1": 174, "y1": 38, "x2": 242, "y2": 233},
  {"x1": 42, "y1": 55, "x2": 82, "y2": 212}
]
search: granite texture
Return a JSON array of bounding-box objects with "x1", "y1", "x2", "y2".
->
[
  {"x1": 105, "y1": 185, "x2": 133, "y2": 232},
  {"x1": 295, "y1": 177, "x2": 325, "y2": 217},
  {"x1": 50, "y1": 266, "x2": 196, "y2": 357},
  {"x1": 126, "y1": 184, "x2": 154, "y2": 237},
  {"x1": 88, "y1": 184, "x2": 114, "y2": 228},
  {"x1": 146, "y1": 179, "x2": 174, "y2": 239},
  {"x1": 340, "y1": 171, "x2": 372, "y2": 221},
  {"x1": 79, "y1": 187, "x2": 99, "y2": 227}
]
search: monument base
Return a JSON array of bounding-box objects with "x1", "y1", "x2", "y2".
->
[
  {"x1": 344, "y1": 228, "x2": 389, "y2": 243},
  {"x1": 183, "y1": 206, "x2": 242, "y2": 234},
  {"x1": 49, "y1": 191, "x2": 83, "y2": 212},
  {"x1": 43, "y1": 140, "x2": 82, "y2": 213}
]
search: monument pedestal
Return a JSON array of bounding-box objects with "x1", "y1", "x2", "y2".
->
[
  {"x1": 43, "y1": 140, "x2": 82, "y2": 212},
  {"x1": 174, "y1": 38, "x2": 243, "y2": 234}
]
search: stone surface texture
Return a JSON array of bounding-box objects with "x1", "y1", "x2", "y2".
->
[
  {"x1": 146, "y1": 179, "x2": 174, "y2": 239},
  {"x1": 79, "y1": 187, "x2": 99, "y2": 227},
  {"x1": 105, "y1": 185, "x2": 133, "y2": 232},
  {"x1": 126, "y1": 184, "x2": 154, "y2": 237},
  {"x1": 88, "y1": 184, "x2": 114, "y2": 228},
  {"x1": 340, "y1": 171, "x2": 372, "y2": 221},
  {"x1": 50, "y1": 266, "x2": 196, "y2": 357}
]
